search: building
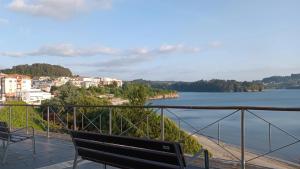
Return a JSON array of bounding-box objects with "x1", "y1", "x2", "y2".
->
[
  {"x1": 32, "y1": 79, "x2": 53, "y2": 92},
  {"x1": 82, "y1": 81, "x2": 98, "y2": 88},
  {"x1": 101, "y1": 77, "x2": 123, "y2": 87},
  {"x1": 69, "y1": 77, "x2": 83, "y2": 87},
  {"x1": 53, "y1": 77, "x2": 70, "y2": 87},
  {"x1": 21, "y1": 89, "x2": 52, "y2": 105},
  {"x1": 0, "y1": 74, "x2": 32, "y2": 98},
  {"x1": 0, "y1": 73, "x2": 6, "y2": 101}
]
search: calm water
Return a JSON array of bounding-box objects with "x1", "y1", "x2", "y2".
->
[{"x1": 149, "y1": 90, "x2": 300, "y2": 163}]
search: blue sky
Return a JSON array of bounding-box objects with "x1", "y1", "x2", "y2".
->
[{"x1": 0, "y1": 0, "x2": 299, "y2": 81}]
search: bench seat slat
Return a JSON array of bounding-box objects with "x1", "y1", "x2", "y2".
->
[
  {"x1": 78, "y1": 147, "x2": 182, "y2": 169},
  {"x1": 10, "y1": 135, "x2": 31, "y2": 143},
  {"x1": 72, "y1": 131, "x2": 176, "y2": 153},
  {"x1": 71, "y1": 131, "x2": 186, "y2": 169},
  {"x1": 75, "y1": 138, "x2": 180, "y2": 166}
]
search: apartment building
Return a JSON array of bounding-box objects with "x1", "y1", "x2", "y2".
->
[
  {"x1": 101, "y1": 77, "x2": 123, "y2": 87},
  {"x1": 21, "y1": 89, "x2": 52, "y2": 105},
  {"x1": 0, "y1": 74, "x2": 32, "y2": 98},
  {"x1": 53, "y1": 77, "x2": 70, "y2": 87}
]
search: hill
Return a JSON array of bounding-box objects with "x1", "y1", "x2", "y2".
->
[
  {"x1": 0, "y1": 63, "x2": 72, "y2": 77},
  {"x1": 129, "y1": 79, "x2": 264, "y2": 92},
  {"x1": 262, "y1": 73, "x2": 300, "y2": 89}
]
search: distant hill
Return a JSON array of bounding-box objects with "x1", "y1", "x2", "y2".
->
[
  {"x1": 128, "y1": 79, "x2": 264, "y2": 92},
  {"x1": 262, "y1": 73, "x2": 300, "y2": 89},
  {"x1": 0, "y1": 63, "x2": 72, "y2": 77}
]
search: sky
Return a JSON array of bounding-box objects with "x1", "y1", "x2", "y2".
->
[{"x1": 0, "y1": 0, "x2": 299, "y2": 81}]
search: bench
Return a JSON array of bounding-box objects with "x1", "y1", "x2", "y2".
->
[
  {"x1": 70, "y1": 130, "x2": 186, "y2": 169},
  {"x1": 0, "y1": 121, "x2": 35, "y2": 164}
]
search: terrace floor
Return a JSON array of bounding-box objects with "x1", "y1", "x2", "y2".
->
[{"x1": 0, "y1": 135, "x2": 205, "y2": 169}]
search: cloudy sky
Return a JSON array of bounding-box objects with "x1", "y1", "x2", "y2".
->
[{"x1": 0, "y1": 0, "x2": 299, "y2": 81}]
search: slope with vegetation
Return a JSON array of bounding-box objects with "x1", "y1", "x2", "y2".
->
[
  {"x1": 43, "y1": 83, "x2": 201, "y2": 155},
  {"x1": 0, "y1": 63, "x2": 73, "y2": 77},
  {"x1": 0, "y1": 101, "x2": 47, "y2": 131}
]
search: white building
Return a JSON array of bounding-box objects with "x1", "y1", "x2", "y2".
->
[
  {"x1": 0, "y1": 74, "x2": 32, "y2": 98},
  {"x1": 21, "y1": 89, "x2": 52, "y2": 105},
  {"x1": 32, "y1": 79, "x2": 53, "y2": 92},
  {"x1": 69, "y1": 77, "x2": 83, "y2": 87},
  {"x1": 53, "y1": 77, "x2": 70, "y2": 87},
  {"x1": 83, "y1": 81, "x2": 98, "y2": 88},
  {"x1": 101, "y1": 77, "x2": 123, "y2": 87}
]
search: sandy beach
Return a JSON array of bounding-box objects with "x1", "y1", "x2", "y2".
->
[{"x1": 193, "y1": 134, "x2": 300, "y2": 169}]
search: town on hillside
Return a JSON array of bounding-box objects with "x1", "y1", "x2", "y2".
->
[{"x1": 0, "y1": 73, "x2": 123, "y2": 105}]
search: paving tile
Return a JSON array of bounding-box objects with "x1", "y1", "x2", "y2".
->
[{"x1": 0, "y1": 135, "x2": 203, "y2": 169}]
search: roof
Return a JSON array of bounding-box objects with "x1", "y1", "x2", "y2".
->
[{"x1": 0, "y1": 74, "x2": 31, "y2": 79}]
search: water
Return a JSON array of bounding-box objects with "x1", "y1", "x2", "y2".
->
[{"x1": 149, "y1": 90, "x2": 300, "y2": 163}]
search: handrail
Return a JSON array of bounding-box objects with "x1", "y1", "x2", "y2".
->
[
  {"x1": 1, "y1": 104, "x2": 300, "y2": 111},
  {"x1": 1, "y1": 104, "x2": 300, "y2": 169}
]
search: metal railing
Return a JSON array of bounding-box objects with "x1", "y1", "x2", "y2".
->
[{"x1": 0, "y1": 104, "x2": 300, "y2": 169}]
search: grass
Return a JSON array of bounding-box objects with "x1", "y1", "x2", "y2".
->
[{"x1": 0, "y1": 101, "x2": 47, "y2": 131}]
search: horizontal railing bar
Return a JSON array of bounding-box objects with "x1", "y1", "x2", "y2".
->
[{"x1": 1, "y1": 104, "x2": 300, "y2": 111}]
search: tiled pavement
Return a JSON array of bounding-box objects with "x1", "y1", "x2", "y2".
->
[{"x1": 0, "y1": 135, "x2": 203, "y2": 169}]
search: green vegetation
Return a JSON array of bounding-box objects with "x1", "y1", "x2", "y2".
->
[
  {"x1": 51, "y1": 82, "x2": 177, "y2": 101},
  {"x1": 0, "y1": 63, "x2": 72, "y2": 77},
  {"x1": 131, "y1": 79, "x2": 264, "y2": 92},
  {"x1": 262, "y1": 73, "x2": 300, "y2": 89},
  {"x1": 43, "y1": 83, "x2": 201, "y2": 155},
  {"x1": 0, "y1": 101, "x2": 47, "y2": 131}
]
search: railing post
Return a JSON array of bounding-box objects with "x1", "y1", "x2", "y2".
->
[
  {"x1": 120, "y1": 115, "x2": 123, "y2": 133},
  {"x1": 204, "y1": 149, "x2": 210, "y2": 169},
  {"x1": 82, "y1": 113, "x2": 84, "y2": 130},
  {"x1": 146, "y1": 115, "x2": 149, "y2": 138},
  {"x1": 268, "y1": 123, "x2": 271, "y2": 152},
  {"x1": 73, "y1": 107, "x2": 77, "y2": 131},
  {"x1": 178, "y1": 119, "x2": 181, "y2": 140},
  {"x1": 241, "y1": 109, "x2": 245, "y2": 169},
  {"x1": 9, "y1": 106, "x2": 12, "y2": 131},
  {"x1": 218, "y1": 123, "x2": 220, "y2": 145},
  {"x1": 66, "y1": 112, "x2": 69, "y2": 129},
  {"x1": 99, "y1": 114, "x2": 102, "y2": 133},
  {"x1": 53, "y1": 111, "x2": 55, "y2": 125},
  {"x1": 109, "y1": 108, "x2": 112, "y2": 135},
  {"x1": 47, "y1": 106, "x2": 50, "y2": 138},
  {"x1": 99, "y1": 115, "x2": 101, "y2": 133},
  {"x1": 161, "y1": 108, "x2": 165, "y2": 141},
  {"x1": 26, "y1": 106, "x2": 29, "y2": 134}
]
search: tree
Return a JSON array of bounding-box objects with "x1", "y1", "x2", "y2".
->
[{"x1": 124, "y1": 83, "x2": 149, "y2": 106}]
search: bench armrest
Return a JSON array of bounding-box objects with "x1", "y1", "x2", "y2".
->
[{"x1": 11, "y1": 126, "x2": 35, "y2": 137}]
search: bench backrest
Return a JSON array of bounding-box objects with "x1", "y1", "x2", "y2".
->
[
  {"x1": 70, "y1": 131, "x2": 186, "y2": 169},
  {"x1": 0, "y1": 121, "x2": 9, "y2": 140}
]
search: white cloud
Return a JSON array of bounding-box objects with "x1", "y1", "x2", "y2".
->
[
  {"x1": 0, "y1": 43, "x2": 203, "y2": 58},
  {"x1": 8, "y1": 0, "x2": 112, "y2": 19},
  {"x1": 0, "y1": 43, "x2": 119, "y2": 57},
  {"x1": 0, "y1": 42, "x2": 219, "y2": 70}
]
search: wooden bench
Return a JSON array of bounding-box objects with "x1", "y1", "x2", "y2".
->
[
  {"x1": 70, "y1": 130, "x2": 186, "y2": 169},
  {"x1": 0, "y1": 121, "x2": 35, "y2": 164}
]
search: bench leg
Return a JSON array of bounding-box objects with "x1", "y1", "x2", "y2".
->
[
  {"x1": 32, "y1": 137, "x2": 36, "y2": 155},
  {"x1": 2, "y1": 141, "x2": 5, "y2": 149},
  {"x1": 2, "y1": 144, "x2": 9, "y2": 164},
  {"x1": 103, "y1": 164, "x2": 106, "y2": 169},
  {"x1": 73, "y1": 153, "x2": 78, "y2": 169}
]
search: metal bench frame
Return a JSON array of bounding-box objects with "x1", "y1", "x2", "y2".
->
[
  {"x1": 70, "y1": 130, "x2": 186, "y2": 169},
  {"x1": 0, "y1": 121, "x2": 36, "y2": 164}
]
